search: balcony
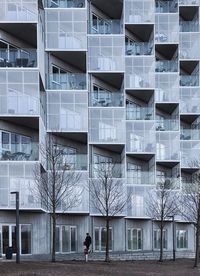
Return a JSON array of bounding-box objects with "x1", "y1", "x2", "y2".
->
[
  {"x1": 89, "y1": 91, "x2": 123, "y2": 107},
  {"x1": 179, "y1": 0, "x2": 200, "y2": 5},
  {"x1": 126, "y1": 121, "x2": 155, "y2": 153},
  {"x1": 91, "y1": 19, "x2": 122, "y2": 35},
  {"x1": 155, "y1": 61, "x2": 178, "y2": 73},
  {"x1": 125, "y1": 42, "x2": 153, "y2": 56},
  {"x1": 0, "y1": 0, "x2": 38, "y2": 22},
  {"x1": 91, "y1": 163, "x2": 124, "y2": 178},
  {"x1": 46, "y1": 0, "x2": 85, "y2": 8},
  {"x1": 47, "y1": 73, "x2": 87, "y2": 90},
  {"x1": 127, "y1": 171, "x2": 155, "y2": 185},
  {"x1": 51, "y1": 154, "x2": 87, "y2": 171},
  {"x1": 126, "y1": 107, "x2": 154, "y2": 120},
  {"x1": 180, "y1": 21, "x2": 199, "y2": 32},
  {"x1": 180, "y1": 75, "x2": 199, "y2": 86},
  {"x1": 181, "y1": 129, "x2": 200, "y2": 140},
  {"x1": 155, "y1": 0, "x2": 178, "y2": 13},
  {"x1": 156, "y1": 177, "x2": 180, "y2": 189},
  {"x1": 0, "y1": 49, "x2": 37, "y2": 68},
  {"x1": 0, "y1": 143, "x2": 39, "y2": 161},
  {"x1": 156, "y1": 119, "x2": 179, "y2": 131}
]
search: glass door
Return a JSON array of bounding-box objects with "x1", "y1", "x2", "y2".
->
[{"x1": 2, "y1": 225, "x2": 16, "y2": 254}]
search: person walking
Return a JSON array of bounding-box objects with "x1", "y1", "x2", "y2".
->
[{"x1": 84, "y1": 233, "x2": 92, "y2": 262}]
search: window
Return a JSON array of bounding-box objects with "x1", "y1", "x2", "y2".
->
[
  {"x1": 92, "y1": 84, "x2": 112, "y2": 106},
  {"x1": 127, "y1": 163, "x2": 142, "y2": 185},
  {"x1": 94, "y1": 227, "x2": 112, "y2": 252},
  {"x1": 91, "y1": 13, "x2": 111, "y2": 34},
  {"x1": 52, "y1": 65, "x2": 69, "y2": 86},
  {"x1": 62, "y1": 146, "x2": 77, "y2": 169},
  {"x1": 126, "y1": 100, "x2": 141, "y2": 120},
  {"x1": 55, "y1": 225, "x2": 77, "y2": 253},
  {"x1": 127, "y1": 228, "x2": 142, "y2": 250},
  {"x1": 93, "y1": 154, "x2": 112, "y2": 177},
  {"x1": 154, "y1": 229, "x2": 167, "y2": 250},
  {"x1": 176, "y1": 230, "x2": 188, "y2": 249},
  {"x1": 0, "y1": 224, "x2": 32, "y2": 255},
  {"x1": 1, "y1": 132, "x2": 10, "y2": 150}
]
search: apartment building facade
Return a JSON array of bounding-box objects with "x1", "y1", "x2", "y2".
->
[{"x1": 0, "y1": 0, "x2": 198, "y2": 257}]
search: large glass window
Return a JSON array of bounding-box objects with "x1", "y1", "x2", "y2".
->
[
  {"x1": 126, "y1": 100, "x2": 141, "y2": 120},
  {"x1": 176, "y1": 230, "x2": 188, "y2": 249},
  {"x1": 21, "y1": 225, "x2": 31, "y2": 254},
  {"x1": 55, "y1": 225, "x2": 77, "y2": 253},
  {"x1": 154, "y1": 229, "x2": 167, "y2": 250},
  {"x1": 127, "y1": 163, "x2": 142, "y2": 185},
  {"x1": 94, "y1": 227, "x2": 112, "y2": 252},
  {"x1": 127, "y1": 228, "x2": 142, "y2": 250}
]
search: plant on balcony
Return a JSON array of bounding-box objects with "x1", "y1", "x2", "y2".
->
[
  {"x1": 89, "y1": 162, "x2": 127, "y2": 262},
  {"x1": 146, "y1": 180, "x2": 180, "y2": 262},
  {"x1": 33, "y1": 134, "x2": 82, "y2": 262}
]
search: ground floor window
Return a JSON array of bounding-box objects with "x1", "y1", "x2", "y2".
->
[
  {"x1": 127, "y1": 228, "x2": 142, "y2": 250},
  {"x1": 176, "y1": 230, "x2": 188, "y2": 249},
  {"x1": 0, "y1": 224, "x2": 31, "y2": 255},
  {"x1": 94, "y1": 227, "x2": 112, "y2": 252},
  {"x1": 55, "y1": 225, "x2": 77, "y2": 253},
  {"x1": 154, "y1": 229, "x2": 167, "y2": 250}
]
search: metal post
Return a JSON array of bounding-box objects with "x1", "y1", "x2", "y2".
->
[
  {"x1": 11, "y1": 191, "x2": 20, "y2": 264},
  {"x1": 172, "y1": 216, "x2": 176, "y2": 261}
]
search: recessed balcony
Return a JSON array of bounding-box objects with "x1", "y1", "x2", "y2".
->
[
  {"x1": 156, "y1": 119, "x2": 179, "y2": 131},
  {"x1": 181, "y1": 129, "x2": 200, "y2": 140},
  {"x1": 0, "y1": 48, "x2": 37, "y2": 68},
  {"x1": 156, "y1": 176, "x2": 180, "y2": 189},
  {"x1": 127, "y1": 170, "x2": 155, "y2": 185},
  {"x1": 180, "y1": 75, "x2": 199, "y2": 86},
  {"x1": 126, "y1": 106, "x2": 154, "y2": 120},
  {"x1": 155, "y1": 60, "x2": 178, "y2": 73},
  {"x1": 126, "y1": 42, "x2": 153, "y2": 56},
  {"x1": 90, "y1": 19, "x2": 122, "y2": 35},
  {"x1": 48, "y1": 73, "x2": 87, "y2": 90},
  {"x1": 155, "y1": 0, "x2": 178, "y2": 13},
  {"x1": 0, "y1": 143, "x2": 39, "y2": 161},
  {"x1": 46, "y1": 0, "x2": 85, "y2": 8},
  {"x1": 91, "y1": 163, "x2": 124, "y2": 178},
  {"x1": 89, "y1": 91, "x2": 124, "y2": 107}
]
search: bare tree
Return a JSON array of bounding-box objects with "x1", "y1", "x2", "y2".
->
[
  {"x1": 146, "y1": 179, "x2": 179, "y2": 262},
  {"x1": 179, "y1": 172, "x2": 200, "y2": 267},
  {"x1": 90, "y1": 162, "x2": 127, "y2": 262},
  {"x1": 33, "y1": 135, "x2": 82, "y2": 262}
]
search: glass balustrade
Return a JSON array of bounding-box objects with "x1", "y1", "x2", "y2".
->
[
  {"x1": 180, "y1": 129, "x2": 200, "y2": 140},
  {"x1": 89, "y1": 91, "x2": 124, "y2": 107},
  {"x1": 155, "y1": 1, "x2": 178, "y2": 13},
  {"x1": 46, "y1": 0, "x2": 85, "y2": 8},
  {"x1": 180, "y1": 21, "x2": 199, "y2": 32},
  {"x1": 49, "y1": 154, "x2": 87, "y2": 171},
  {"x1": 0, "y1": 143, "x2": 39, "y2": 161},
  {"x1": 91, "y1": 163, "x2": 124, "y2": 178},
  {"x1": 155, "y1": 60, "x2": 178, "y2": 73},
  {"x1": 156, "y1": 119, "x2": 179, "y2": 131},
  {"x1": 180, "y1": 75, "x2": 199, "y2": 86},
  {"x1": 125, "y1": 42, "x2": 153, "y2": 56},
  {"x1": 127, "y1": 171, "x2": 155, "y2": 185},
  {"x1": 0, "y1": 49, "x2": 37, "y2": 68},
  {"x1": 48, "y1": 73, "x2": 87, "y2": 90},
  {"x1": 91, "y1": 20, "x2": 122, "y2": 34},
  {"x1": 156, "y1": 177, "x2": 180, "y2": 189},
  {"x1": 126, "y1": 107, "x2": 154, "y2": 120}
]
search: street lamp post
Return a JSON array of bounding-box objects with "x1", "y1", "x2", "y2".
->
[
  {"x1": 11, "y1": 191, "x2": 20, "y2": 264},
  {"x1": 168, "y1": 215, "x2": 175, "y2": 261}
]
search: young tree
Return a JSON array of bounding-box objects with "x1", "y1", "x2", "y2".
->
[
  {"x1": 33, "y1": 135, "x2": 82, "y2": 262},
  {"x1": 146, "y1": 179, "x2": 179, "y2": 262},
  {"x1": 90, "y1": 162, "x2": 127, "y2": 262},
  {"x1": 180, "y1": 172, "x2": 200, "y2": 267}
]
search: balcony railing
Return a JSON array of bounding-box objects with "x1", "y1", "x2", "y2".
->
[
  {"x1": 91, "y1": 163, "x2": 124, "y2": 178},
  {"x1": 155, "y1": 1, "x2": 178, "y2": 13},
  {"x1": 155, "y1": 60, "x2": 178, "y2": 73},
  {"x1": 48, "y1": 73, "x2": 87, "y2": 90},
  {"x1": 0, "y1": 49, "x2": 37, "y2": 68},
  {"x1": 46, "y1": 0, "x2": 85, "y2": 8},
  {"x1": 179, "y1": 0, "x2": 200, "y2": 5},
  {"x1": 156, "y1": 119, "x2": 179, "y2": 131},
  {"x1": 180, "y1": 75, "x2": 199, "y2": 86},
  {"x1": 127, "y1": 171, "x2": 155, "y2": 185},
  {"x1": 156, "y1": 177, "x2": 180, "y2": 189},
  {"x1": 180, "y1": 21, "x2": 199, "y2": 32},
  {"x1": 0, "y1": 143, "x2": 39, "y2": 161},
  {"x1": 125, "y1": 42, "x2": 153, "y2": 56},
  {"x1": 91, "y1": 20, "x2": 122, "y2": 34},
  {"x1": 89, "y1": 91, "x2": 123, "y2": 107},
  {"x1": 126, "y1": 107, "x2": 154, "y2": 120},
  {"x1": 53, "y1": 154, "x2": 87, "y2": 171},
  {"x1": 180, "y1": 129, "x2": 200, "y2": 140}
]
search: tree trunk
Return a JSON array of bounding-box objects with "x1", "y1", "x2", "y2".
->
[
  {"x1": 105, "y1": 218, "x2": 109, "y2": 262},
  {"x1": 194, "y1": 227, "x2": 199, "y2": 268},
  {"x1": 159, "y1": 222, "x2": 163, "y2": 262},
  {"x1": 52, "y1": 214, "x2": 56, "y2": 262}
]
